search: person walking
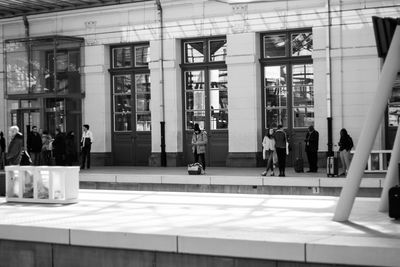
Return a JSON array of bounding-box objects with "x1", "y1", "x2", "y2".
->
[
  {"x1": 53, "y1": 128, "x2": 66, "y2": 166},
  {"x1": 80, "y1": 124, "x2": 93, "y2": 169},
  {"x1": 65, "y1": 131, "x2": 77, "y2": 166},
  {"x1": 6, "y1": 126, "x2": 24, "y2": 165},
  {"x1": 305, "y1": 125, "x2": 319, "y2": 172},
  {"x1": 338, "y1": 128, "x2": 354, "y2": 176},
  {"x1": 41, "y1": 131, "x2": 53, "y2": 165},
  {"x1": 27, "y1": 126, "x2": 43, "y2": 165},
  {"x1": 274, "y1": 125, "x2": 287, "y2": 177},
  {"x1": 191, "y1": 123, "x2": 208, "y2": 174},
  {"x1": 0, "y1": 131, "x2": 5, "y2": 169},
  {"x1": 262, "y1": 128, "x2": 275, "y2": 176}
]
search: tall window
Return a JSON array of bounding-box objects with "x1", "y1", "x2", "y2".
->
[
  {"x1": 182, "y1": 38, "x2": 228, "y2": 130},
  {"x1": 110, "y1": 44, "x2": 150, "y2": 132},
  {"x1": 261, "y1": 30, "x2": 313, "y2": 129}
]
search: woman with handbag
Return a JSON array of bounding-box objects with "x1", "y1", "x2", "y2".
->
[
  {"x1": 191, "y1": 123, "x2": 207, "y2": 174},
  {"x1": 262, "y1": 128, "x2": 275, "y2": 176}
]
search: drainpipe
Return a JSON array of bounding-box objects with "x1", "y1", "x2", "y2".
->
[
  {"x1": 156, "y1": 0, "x2": 166, "y2": 167},
  {"x1": 326, "y1": 0, "x2": 333, "y2": 157}
]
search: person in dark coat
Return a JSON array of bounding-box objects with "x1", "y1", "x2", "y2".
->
[
  {"x1": 0, "y1": 131, "x2": 5, "y2": 169},
  {"x1": 274, "y1": 124, "x2": 287, "y2": 177},
  {"x1": 305, "y1": 125, "x2": 319, "y2": 172},
  {"x1": 52, "y1": 128, "x2": 66, "y2": 166},
  {"x1": 27, "y1": 125, "x2": 42, "y2": 166},
  {"x1": 6, "y1": 126, "x2": 24, "y2": 165},
  {"x1": 65, "y1": 131, "x2": 77, "y2": 166},
  {"x1": 338, "y1": 128, "x2": 354, "y2": 176}
]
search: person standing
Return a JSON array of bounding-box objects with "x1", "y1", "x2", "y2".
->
[
  {"x1": 27, "y1": 126, "x2": 43, "y2": 166},
  {"x1": 65, "y1": 131, "x2": 77, "y2": 166},
  {"x1": 53, "y1": 128, "x2": 66, "y2": 166},
  {"x1": 305, "y1": 125, "x2": 319, "y2": 173},
  {"x1": 6, "y1": 126, "x2": 24, "y2": 165},
  {"x1": 191, "y1": 123, "x2": 208, "y2": 174},
  {"x1": 0, "y1": 131, "x2": 5, "y2": 169},
  {"x1": 262, "y1": 128, "x2": 276, "y2": 176},
  {"x1": 274, "y1": 125, "x2": 287, "y2": 177},
  {"x1": 338, "y1": 128, "x2": 354, "y2": 176},
  {"x1": 81, "y1": 124, "x2": 93, "y2": 169},
  {"x1": 41, "y1": 131, "x2": 53, "y2": 165}
]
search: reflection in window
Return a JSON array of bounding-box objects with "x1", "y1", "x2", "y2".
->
[
  {"x1": 292, "y1": 64, "x2": 314, "y2": 127},
  {"x1": 185, "y1": 70, "x2": 206, "y2": 130},
  {"x1": 186, "y1": 111, "x2": 206, "y2": 130},
  {"x1": 264, "y1": 34, "x2": 287, "y2": 58},
  {"x1": 113, "y1": 47, "x2": 132, "y2": 68},
  {"x1": 135, "y1": 46, "x2": 150, "y2": 66},
  {"x1": 185, "y1": 41, "x2": 204, "y2": 63},
  {"x1": 114, "y1": 75, "x2": 131, "y2": 94},
  {"x1": 135, "y1": 73, "x2": 151, "y2": 131},
  {"x1": 209, "y1": 40, "x2": 227, "y2": 62},
  {"x1": 264, "y1": 66, "x2": 287, "y2": 127},
  {"x1": 113, "y1": 74, "x2": 132, "y2": 132},
  {"x1": 291, "y1": 32, "x2": 313, "y2": 57},
  {"x1": 115, "y1": 113, "x2": 132, "y2": 131},
  {"x1": 115, "y1": 95, "x2": 132, "y2": 112},
  {"x1": 210, "y1": 69, "x2": 228, "y2": 130}
]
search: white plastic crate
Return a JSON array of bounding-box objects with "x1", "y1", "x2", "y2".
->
[{"x1": 5, "y1": 166, "x2": 79, "y2": 204}]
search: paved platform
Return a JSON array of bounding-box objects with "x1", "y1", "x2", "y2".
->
[
  {"x1": 79, "y1": 167, "x2": 386, "y2": 197},
  {"x1": 0, "y1": 189, "x2": 399, "y2": 266}
]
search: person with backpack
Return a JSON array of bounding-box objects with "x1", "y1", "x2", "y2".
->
[
  {"x1": 338, "y1": 128, "x2": 354, "y2": 176},
  {"x1": 191, "y1": 123, "x2": 208, "y2": 174}
]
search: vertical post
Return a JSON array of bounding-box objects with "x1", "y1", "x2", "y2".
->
[
  {"x1": 326, "y1": 0, "x2": 333, "y2": 157},
  {"x1": 379, "y1": 126, "x2": 400, "y2": 211},
  {"x1": 333, "y1": 25, "x2": 400, "y2": 221}
]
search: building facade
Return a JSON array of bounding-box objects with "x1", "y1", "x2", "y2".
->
[{"x1": 0, "y1": 0, "x2": 397, "y2": 167}]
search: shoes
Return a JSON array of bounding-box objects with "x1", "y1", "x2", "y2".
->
[
  {"x1": 279, "y1": 174, "x2": 285, "y2": 177},
  {"x1": 270, "y1": 173, "x2": 275, "y2": 176},
  {"x1": 261, "y1": 171, "x2": 267, "y2": 176},
  {"x1": 339, "y1": 172, "x2": 346, "y2": 176}
]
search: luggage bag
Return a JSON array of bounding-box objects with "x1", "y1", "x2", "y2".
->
[
  {"x1": 388, "y1": 163, "x2": 400, "y2": 219},
  {"x1": 188, "y1": 163, "x2": 203, "y2": 175},
  {"x1": 294, "y1": 142, "x2": 304, "y2": 173},
  {"x1": 327, "y1": 153, "x2": 339, "y2": 177}
]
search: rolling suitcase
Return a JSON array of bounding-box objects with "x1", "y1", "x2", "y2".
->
[
  {"x1": 327, "y1": 152, "x2": 339, "y2": 177},
  {"x1": 294, "y1": 142, "x2": 304, "y2": 173},
  {"x1": 388, "y1": 164, "x2": 400, "y2": 219}
]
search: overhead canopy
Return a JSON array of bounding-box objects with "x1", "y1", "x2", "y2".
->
[{"x1": 0, "y1": 0, "x2": 152, "y2": 20}]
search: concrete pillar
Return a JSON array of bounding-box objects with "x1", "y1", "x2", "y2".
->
[
  {"x1": 333, "y1": 25, "x2": 400, "y2": 221},
  {"x1": 149, "y1": 39, "x2": 183, "y2": 166},
  {"x1": 226, "y1": 32, "x2": 261, "y2": 167}
]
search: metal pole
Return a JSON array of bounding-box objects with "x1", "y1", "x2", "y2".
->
[
  {"x1": 156, "y1": 0, "x2": 166, "y2": 167},
  {"x1": 379, "y1": 126, "x2": 400, "y2": 211},
  {"x1": 326, "y1": 0, "x2": 333, "y2": 157},
  {"x1": 333, "y1": 25, "x2": 400, "y2": 221}
]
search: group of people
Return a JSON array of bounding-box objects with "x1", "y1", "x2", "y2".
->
[
  {"x1": 1, "y1": 124, "x2": 93, "y2": 170},
  {"x1": 262, "y1": 125, "x2": 354, "y2": 177}
]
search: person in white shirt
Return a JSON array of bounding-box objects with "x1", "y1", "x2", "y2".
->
[
  {"x1": 80, "y1": 124, "x2": 93, "y2": 169},
  {"x1": 262, "y1": 128, "x2": 276, "y2": 176}
]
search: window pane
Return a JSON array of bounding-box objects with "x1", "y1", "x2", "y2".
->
[
  {"x1": 209, "y1": 40, "x2": 227, "y2": 62},
  {"x1": 292, "y1": 64, "x2": 314, "y2": 107},
  {"x1": 388, "y1": 105, "x2": 400, "y2": 127},
  {"x1": 185, "y1": 70, "x2": 205, "y2": 90},
  {"x1": 185, "y1": 41, "x2": 204, "y2": 63},
  {"x1": 114, "y1": 75, "x2": 131, "y2": 94},
  {"x1": 137, "y1": 114, "x2": 151, "y2": 131},
  {"x1": 291, "y1": 32, "x2": 313, "y2": 57},
  {"x1": 266, "y1": 108, "x2": 287, "y2": 128},
  {"x1": 6, "y1": 43, "x2": 29, "y2": 94},
  {"x1": 211, "y1": 109, "x2": 228, "y2": 130},
  {"x1": 293, "y1": 107, "x2": 314, "y2": 128},
  {"x1": 113, "y1": 47, "x2": 132, "y2": 68},
  {"x1": 136, "y1": 94, "x2": 150, "y2": 112},
  {"x1": 115, "y1": 113, "x2": 131, "y2": 131},
  {"x1": 186, "y1": 110, "x2": 206, "y2": 130},
  {"x1": 135, "y1": 46, "x2": 150, "y2": 66},
  {"x1": 115, "y1": 95, "x2": 131, "y2": 112},
  {"x1": 135, "y1": 73, "x2": 150, "y2": 93},
  {"x1": 264, "y1": 34, "x2": 287, "y2": 58},
  {"x1": 264, "y1": 66, "x2": 287, "y2": 107},
  {"x1": 210, "y1": 69, "x2": 228, "y2": 109}
]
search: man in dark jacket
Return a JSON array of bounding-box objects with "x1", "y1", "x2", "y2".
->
[
  {"x1": 6, "y1": 126, "x2": 24, "y2": 165},
  {"x1": 27, "y1": 126, "x2": 42, "y2": 165},
  {"x1": 0, "y1": 131, "x2": 5, "y2": 169},
  {"x1": 305, "y1": 125, "x2": 319, "y2": 172},
  {"x1": 52, "y1": 128, "x2": 66, "y2": 166}
]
